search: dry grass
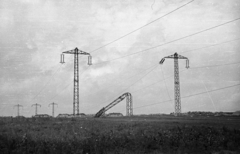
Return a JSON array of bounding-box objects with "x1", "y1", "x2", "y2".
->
[{"x1": 0, "y1": 116, "x2": 240, "y2": 154}]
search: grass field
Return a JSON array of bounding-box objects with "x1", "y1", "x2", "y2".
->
[{"x1": 0, "y1": 115, "x2": 240, "y2": 154}]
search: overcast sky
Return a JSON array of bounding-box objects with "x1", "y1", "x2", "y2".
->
[{"x1": 0, "y1": 0, "x2": 240, "y2": 117}]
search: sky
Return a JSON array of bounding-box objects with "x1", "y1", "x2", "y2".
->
[{"x1": 0, "y1": 0, "x2": 240, "y2": 117}]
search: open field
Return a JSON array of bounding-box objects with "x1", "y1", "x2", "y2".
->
[{"x1": 0, "y1": 115, "x2": 240, "y2": 154}]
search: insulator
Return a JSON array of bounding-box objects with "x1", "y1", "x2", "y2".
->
[
  {"x1": 186, "y1": 59, "x2": 189, "y2": 69},
  {"x1": 160, "y1": 58, "x2": 165, "y2": 64},
  {"x1": 88, "y1": 55, "x2": 92, "y2": 65},
  {"x1": 60, "y1": 54, "x2": 65, "y2": 64}
]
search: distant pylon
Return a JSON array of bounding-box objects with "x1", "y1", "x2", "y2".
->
[
  {"x1": 31, "y1": 103, "x2": 41, "y2": 116},
  {"x1": 14, "y1": 104, "x2": 23, "y2": 117},
  {"x1": 159, "y1": 52, "x2": 189, "y2": 116},
  {"x1": 49, "y1": 102, "x2": 57, "y2": 117},
  {"x1": 60, "y1": 47, "x2": 92, "y2": 116}
]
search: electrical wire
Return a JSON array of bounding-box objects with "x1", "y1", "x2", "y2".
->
[
  {"x1": 29, "y1": 65, "x2": 62, "y2": 102},
  {"x1": 201, "y1": 80, "x2": 217, "y2": 111},
  {"x1": 119, "y1": 64, "x2": 159, "y2": 93},
  {"x1": 160, "y1": 65, "x2": 172, "y2": 100},
  {"x1": 49, "y1": 66, "x2": 91, "y2": 101},
  {"x1": 190, "y1": 61, "x2": 240, "y2": 69},
  {"x1": 93, "y1": 64, "x2": 159, "y2": 110},
  {"x1": 90, "y1": 60, "x2": 239, "y2": 114},
  {"x1": 133, "y1": 83, "x2": 240, "y2": 110},
  {"x1": 84, "y1": 63, "x2": 159, "y2": 98},
  {"x1": 131, "y1": 61, "x2": 240, "y2": 94},
  {"x1": 93, "y1": 17, "x2": 240, "y2": 65},
  {"x1": 90, "y1": 0, "x2": 194, "y2": 54},
  {"x1": 180, "y1": 38, "x2": 240, "y2": 54}
]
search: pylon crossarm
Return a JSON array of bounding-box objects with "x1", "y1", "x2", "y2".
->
[
  {"x1": 178, "y1": 54, "x2": 188, "y2": 59},
  {"x1": 63, "y1": 48, "x2": 90, "y2": 55},
  {"x1": 164, "y1": 54, "x2": 175, "y2": 59},
  {"x1": 32, "y1": 104, "x2": 41, "y2": 107},
  {"x1": 62, "y1": 49, "x2": 75, "y2": 54},
  {"x1": 14, "y1": 104, "x2": 22, "y2": 108},
  {"x1": 78, "y1": 50, "x2": 90, "y2": 55}
]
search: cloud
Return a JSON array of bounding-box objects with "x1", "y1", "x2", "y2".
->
[{"x1": 0, "y1": 0, "x2": 240, "y2": 116}]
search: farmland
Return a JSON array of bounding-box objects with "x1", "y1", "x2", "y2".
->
[{"x1": 0, "y1": 115, "x2": 240, "y2": 154}]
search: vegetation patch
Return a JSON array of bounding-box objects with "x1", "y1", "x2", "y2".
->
[{"x1": 0, "y1": 117, "x2": 240, "y2": 154}]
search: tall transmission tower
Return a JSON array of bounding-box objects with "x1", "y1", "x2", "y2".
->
[
  {"x1": 159, "y1": 52, "x2": 189, "y2": 116},
  {"x1": 31, "y1": 103, "x2": 41, "y2": 116},
  {"x1": 49, "y1": 102, "x2": 58, "y2": 117},
  {"x1": 60, "y1": 47, "x2": 92, "y2": 116},
  {"x1": 14, "y1": 104, "x2": 23, "y2": 117}
]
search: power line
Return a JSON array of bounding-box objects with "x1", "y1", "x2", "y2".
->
[
  {"x1": 190, "y1": 61, "x2": 240, "y2": 69},
  {"x1": 131, "y1": 69, "x2": 187, "y2": 94},
  {"x1": 133, "y1": 83, "x2": 240, "y2": 110},
  {"x1": 49, "y1": 66, "x2": 91, "y2": 101},
  {"x1": 93, "y1": 17, "x2": 240, "y2": 65},
  {"x1": 182, "y1": 84, "x2": 240, "y2": 99},
  {"x1": 90, "y1": 0, "x2": 194, "y2": 54},
  {"x1": 180, "y1": 38, "x2": 240, "y2": 54},
  {"x1": 85, "y1": 63, "x2": 159, "y2": 98},
  {"x1": 120, "y1": 64, "x2": 159, "y2": 93},
  {"x1": 131, "y1": 61, "x2": 240, "y2": 94},
  {"x1": 93, "y1": 64, "x2": 159, "y2": 110},
  {"x1": 160, "y1": 65, "x2": 172, "y2": 100},
  {"x1": 68, "y1": 61, "x2": 239, "y2": 114},
  {"x1": 30, "y1": 65, "x2": 61, "y2": 102}
]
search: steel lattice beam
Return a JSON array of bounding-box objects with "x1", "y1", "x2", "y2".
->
[
  {"x1": 174, "y1": 57, "x2": 181, "y2": 115},
  {"x1": 73, "y1": 50, "x2": 79, "y2": 115},
  {"x1": 95, "y1": 92, "x2": 133, "y2": 117}
]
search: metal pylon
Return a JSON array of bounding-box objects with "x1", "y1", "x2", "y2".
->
[
  {"x1": 74, "y1": 50, "x2": 79, "y2": 115},
  {"x1": 14, "y1": 104, "x2": 23, "y2": 117},
  {"x1": 126, "y1": 93, "x2": 133, "y2": 116},
  {"x1": 159, "y1": 52, "x2": 189, "y2": 116},
  {"x1": 174, "y1": 55, "x2": 181, "y2": 115},
  {"x1": 60, "y1": 48, "x2": 92, "y2": 116},
  {"x1": 49, "y1": 102, "x2": 58, "y2": 117},
  {"x1": 31, "y1": 103, "x2": 41, "y2": 116}
]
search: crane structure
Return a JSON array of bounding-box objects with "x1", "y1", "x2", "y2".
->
[
  {"x1": 60, "y1": 47, "x2": 92, "y2": 116},
  {"x1": 95, "y1": 92, "x2": 133, "y2": 118},
  {"x1": 31, "y1": 103, "x2": 41, "y2": 116},
  {"x1": 159, "y1": 52, "x2": 189, "y2": 116},
  {"x1": 14, "y1": 104, "x2": 23, "y2": 117},
  {"x1": 49, "y1": 102, "x2": 58, "y2": 117}
]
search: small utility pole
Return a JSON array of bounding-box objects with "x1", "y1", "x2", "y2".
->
[
  {"x1": 49, "y1": 102, "x2": 58, "y2": 117},
  {"x1": 60, "y1": 47, "x2": 92, "y2": 116},
  {"x1": 159, "y1": 52, "x2": 189, "y2": 116},
  {"x1": 14, "y1": 104, "x2": 23, "y2": 117},
  {"x1": 31, "y1": 103, "x2": 41, "y2": 116}
]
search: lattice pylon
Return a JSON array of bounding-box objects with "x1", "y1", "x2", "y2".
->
[
  {"x1": 159, "y1": 52, "x2": 189, "y2": 116},
  {"x1": 174, "y1": 57, "x2": 181, "y2": 116},
  {"x1": 61, "y1": 48, "x2": 91, "y2": 116},
  {"x1": 126, "y1": 93, "x2": 133, "y2": 116},
  {"x1": 73, "y1": 49, "x2": 79, "y2": 115}
]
